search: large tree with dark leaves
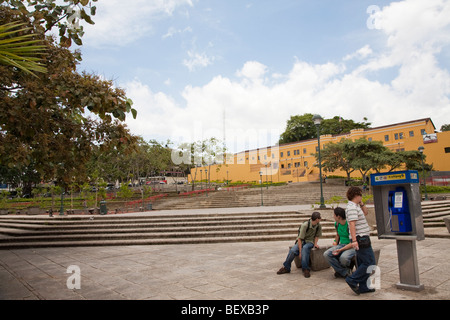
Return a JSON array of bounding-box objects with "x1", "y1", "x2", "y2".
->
[
  {"x1": 0, "y1": 6, "x2": 138, "y2": 194},
  {"x1": 279, "y1": 113, "x2": 371, "y2": 144}
]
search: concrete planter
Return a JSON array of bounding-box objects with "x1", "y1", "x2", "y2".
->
[
  {"x1": 27, "y1": 207, "x2": 41, "y2": 215},
  {"x1": 444, "y1": 217, "x2": 450, "y2": 234}
]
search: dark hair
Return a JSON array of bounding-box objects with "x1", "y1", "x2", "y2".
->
[
  {"x1": 334, "y1": 207, "x2": 346, "y2": 220},
  {"x1": 346, "y1": 186, "x2": 362, "y2": 201},
  {"x1": 311, "y1": 212, "x2": 321, "y2": 221}
]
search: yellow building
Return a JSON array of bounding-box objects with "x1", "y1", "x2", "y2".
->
[{"x1": 189, "y1": 118, "x2": 450, "y2": 184}]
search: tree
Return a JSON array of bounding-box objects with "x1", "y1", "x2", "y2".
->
[
  {"x1": 441, "y1": 124, "x2": 450, "y2": 132},
  {"x1": 1, "y1": 0, "x2": 98, "y2": 48},
  {"x1": 0, "y1": 6, "x2": 137, "y2": 194},
  {"x1": 319, "y1": 139, "x2": 356, "y2": 181},
  {"x1": 342, "y1": 139, "x2": 387, "y2": 182},
  {"x1": 318, "y1": 138, "x2": 433, "y2": 182},
  {"x1": 279, "y1": 113, "x2": 318, "y2": 143},
  {"x1": 0, "y1": 21, "x2": 46, "y2": 75},
  {"x1": 279, "y1": 113, "x2": 371, "y2": 144}
]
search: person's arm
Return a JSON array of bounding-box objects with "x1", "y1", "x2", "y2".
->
[
  {"x1": 333, "y1": 242, "x2": 354, "y2": 255},
  {"x1": 296, "y1": 223, "x2": 306, "y2": 254},
  {"x1": 314, "y1": 237, "x2": 320, "y2": 249},
  {"x1": 333, "y1": 231, "x2": 340, "y2": 246},
  {"x1": 360, "y1": 202, "x2": 369, "y2": 216},
  {"x1": 349, "y1": 220, "x2": 359, "y2": 251}
]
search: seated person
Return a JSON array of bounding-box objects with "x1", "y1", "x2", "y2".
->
[
  {"x1": 323, "y1": 207, "x2": 356, "y2": 278},
  {"x1": 277, "y1": 212, "x2": 322, "y2": 278}
]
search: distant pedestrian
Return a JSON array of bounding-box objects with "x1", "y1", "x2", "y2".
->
[{"x1": 277, "y1": 212, "x2": 322, "y2": 278}]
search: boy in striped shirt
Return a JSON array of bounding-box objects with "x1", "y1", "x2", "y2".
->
[{"x1": 345, "y1": 186, "x2": 376, "y2": 295}]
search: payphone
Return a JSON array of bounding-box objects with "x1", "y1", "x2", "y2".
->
[
  {"x1": 371, "y1": 170, "x2": 425, "y2": 291},
  {"x1": 388, "y1": 187, "x2": 412, "y2": 233}
]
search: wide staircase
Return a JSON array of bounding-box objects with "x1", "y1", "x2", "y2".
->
[
  {"x1": 152, "y1": 183, "x2": 348, "y2": 210},
  {"x1": 0, "y1": 184, "x2": 448, "y2": 249},
  {"x1": 0, "y1": 211, "x2": 338, "y2": 249},
  {"x1": 422, "y1": 200, "x2": 450, "y2": 237}
]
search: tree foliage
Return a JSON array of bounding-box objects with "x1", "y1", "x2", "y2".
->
[
  {"x1": 87, "y1": 138, "x2": 173, "y2": 185},
  {"x1": 0, "y1": 21, "x2": 46, "y2": 75},
  {"x1": 0, "y1": 6, "x2": 138, "y2": 194},
  {"x1": 279, "y1": 113, "x2": 371, "y2": 144},
  {"x1": 317, "y1": 138, "x2": 433, "y2": 181},
  {"x1": 1, "y1": 0, "x2": 98, "y2": 48}
]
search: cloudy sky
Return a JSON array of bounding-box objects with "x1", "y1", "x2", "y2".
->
[{"x1": 78, "y1": 0, "x2": 450, "y2": 153}]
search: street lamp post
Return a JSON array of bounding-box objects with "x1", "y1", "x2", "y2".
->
[
  {"x1": 418, "y1": 146, "x2": 429, "y2": 201},
  {"x1": 60, "y1": 190, "x2": 64, "y2": 216},
  {"x1": 205, "y1": 169, "x2": 208, "y2": 196},
  {"x1": 260, "y1": 171, "x2": 264, "y2": 206},
  {"x1": 313, "y1": 114, "x2": 326, "y2": 209}
]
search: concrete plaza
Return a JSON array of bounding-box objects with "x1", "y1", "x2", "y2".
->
[{"x1": 1, "y1": 205, "x2": 449, "y2": 301}]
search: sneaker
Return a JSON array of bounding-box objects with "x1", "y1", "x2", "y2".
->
[
  {"x1": 345, "y1": 279, "x2": 360, "y2": 295},
  {"x1": 277, "y1": 267, "x2": 290, "y2": 275},
  {"x1": 303, "y1": 269, "x2": 311, "y2": 278},
  {"x1": 360, "y1": 288, "x2": 376, "y2": 294}
]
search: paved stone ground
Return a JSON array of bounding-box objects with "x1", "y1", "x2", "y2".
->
[{"x1": 1, "y1": 235, "x2": 449, "y2": 301}]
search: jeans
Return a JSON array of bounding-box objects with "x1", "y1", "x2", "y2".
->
[
  {"x1": 345, "y1": 245, "x2": 376, "y2": 293},
  {"x1": 283, "y1": 241, "x2": 314, "y2": 271},
  {"x1": 323, "y1": 245, "x2": 356, "y2": 277}
]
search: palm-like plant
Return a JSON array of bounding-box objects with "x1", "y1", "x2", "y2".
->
[{"x1": 0, "y1": 21, "x2": 47, "y2": 76}]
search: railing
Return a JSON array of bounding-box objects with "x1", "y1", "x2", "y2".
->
[
  {"x1": 423, "y1": 176, "x2": 450, "y2": 186},
  {"x1": 179, "y1": 189, "x2": 215, "y2": 197}
]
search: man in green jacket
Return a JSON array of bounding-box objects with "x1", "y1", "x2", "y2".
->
[{"x1": 277, "y1": 212, "x2": 322, "y2": 278}]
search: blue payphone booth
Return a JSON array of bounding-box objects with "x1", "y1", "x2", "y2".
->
[
  {"x1": 371, "y1": 170, "x2": 425, "y2": 291},
  {"x1": 388, "y1": 187, "x2": 412, "y2": 233}
]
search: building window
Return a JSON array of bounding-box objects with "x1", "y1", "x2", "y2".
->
[
  {"x1": 303, "y1": 148, "x2": 307, "y2": 154},
  {"x1": 399, "y1": 132, "x2": 404, "y2": 139},
  {"x1": 368, "y1": 137, "x2": 372, "y2": 142},
  {"x1": 304, "y1": 161, "x2": 308, "y2": 167},
  {"x1": 421, "y1": 129, "x2": 426, "y2": 136},
  {"x1": 445, "y1": 147, "x2": 450, "y2": 154},
  {"x1": 287, "y1": 151, "x2": 291, "y2": 157},
  {"x1": 384, "y1": 135, "x2": 389, "y2": 142},
  {"x1": 409, "y1": 131, "x2": 414, "y2": 137},
  {"x1": 280, "y1": 152, "x2": 283, "y2": 158},
  {"x1": 395, "y1": 133, "x2": 399, "y2": 140}
]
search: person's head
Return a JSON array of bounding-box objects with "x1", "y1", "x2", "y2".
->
[
  {"x1": 347, "y1": 186, "x2": 363, "y2": 203},
  {"x1": 333, "y1": 207, "x2": 346, "y2": 222},
  {"x1": 311, "y1": 211, "x2": 322, "y2": 225}
]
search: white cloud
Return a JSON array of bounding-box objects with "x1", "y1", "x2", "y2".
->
[
  {"x1": 343, "y1": 45, "x2": 373, "y2": 61},
  {"x1": 183, "y1": 50, "x2": 215, "y2": 71},
  {"x1": 162, "y1": 26, "x2": 192, "y2": 39},
  {"x1": 122, "y1": 0, "x2": 450, "y2": 153},
  {"x1": 236, "y1": 61, "x2": 268, "y2": 80},
  {"x1": 83, "y1": 0, "x2": 193, "y2": 47}
]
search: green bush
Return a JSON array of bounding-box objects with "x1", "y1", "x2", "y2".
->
[{"x1": 421, "y1": 185, "x2": 450, "y2": 193}]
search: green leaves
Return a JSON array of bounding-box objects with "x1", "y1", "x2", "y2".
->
[
  {"x1": 1, "y1": 0, "x2": 98, "y2": 47},
  {"x1": 279, "y1": 114, "x2": 371, "y2": 144},
  {"x1": 0, "y1": 21, "x2": 46, "y2": 76}
]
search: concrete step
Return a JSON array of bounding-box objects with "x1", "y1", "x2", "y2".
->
[
  {"x1": 0, "y1": 234, "x2": 314, "y2": 250},
  {"x1": 0, "y1": 210, "x2": 338, "y2": 249}
]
